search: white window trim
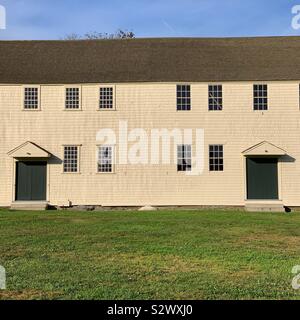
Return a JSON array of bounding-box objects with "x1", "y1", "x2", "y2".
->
[
  {"x1": 96, "y1": 144, "x2": 116, "y2": 174},
  {"x1": 22, "y1": 85, "x2": 41, "y2": 111},
  {"x1": 62, "y1": 144, "x2": 81, "y2": 174},
  {"x1": 98, "y1": 85, "x2": 116, "y2": 111},
  {"x1": 64, "y1": 85, "x2": 82, "y2": 111}
]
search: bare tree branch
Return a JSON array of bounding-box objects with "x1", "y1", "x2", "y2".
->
[{"x1": 62, "y1": 29, "x2": 135, "y2": 40}]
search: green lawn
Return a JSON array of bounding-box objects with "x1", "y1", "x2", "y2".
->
[{"x1": 0, "y1": 209, "x2": 300, "y2": 300}]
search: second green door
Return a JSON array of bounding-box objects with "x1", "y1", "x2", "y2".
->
[{"x1": 246, "y1": 158, "x2": 278, "y2": 200}]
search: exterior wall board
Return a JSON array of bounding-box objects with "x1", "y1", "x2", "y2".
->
[{"x1": 0, "y1": 81, "x2": 299, "y2": 206}]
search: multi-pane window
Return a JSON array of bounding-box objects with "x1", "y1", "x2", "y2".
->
[
  {"x1": 253, "y1": 84, "x2": 268, "y2": 111},
  {"x1": 177, "y1": 145, "x2": 192, "y2": 172},
  {"x1": 24, "y1": 87, "x2": 39, "y2": 109},
  {"x1": 208, "y1": 85, "x2": 223, "y2": 111},
  {"x1": 63, "y1": 146, "x2": 79, "y2": 173},
  {"x1": 209, "y1": 145, "x2": 224, "y2": 171},
  {"x1": 65, "y1": 88, "x2": 80, "y2": 109},
  {"x1": 100, "y1": 87, "x2": 114, "y2": 109},
  {"x1": 177, "y1": 85, "x2": 191, "y2": 111},
  {"x1": 98, "y1": 146, "x2": 114, "y2": 173}
]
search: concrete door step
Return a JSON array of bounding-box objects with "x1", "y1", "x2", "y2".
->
[
  {"x1": 10, "y1": 201, "x2": 48, "y2": 211},
  {"x1": 245, "y1": 203, "x2": 285, "y2": 213}
]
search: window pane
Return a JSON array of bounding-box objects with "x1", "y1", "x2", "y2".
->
[
  {"x1": 177, "y1": 85, "x2": 191, "y2": 111},
  {"x1": 24, "y1": 87, "x2": 39, "y2": 109},
  {"x1": 98, "y1": 146, "x2": 113, "y2": 172},
  {"x1": 100, "y1": 87, "x2": 114, "y2": 109},
  {"x1": 177, "y1": 144, "x2": 192, "y2": 171},
  {"x1": 209, "y1": 145, "x2": 224, "y2": 171},
  {"x1": 66, "y1": 88, "x2": 80, "y2": 109},
  {"x1": 253, "y1": 84, "x2": 268, "y2": 110},
  {"x1": 63, "y1": 146, "x2": 78, "y2": 172},
  {"x1": 208, "y1": 85, "x2": 223, "y2": 111}
]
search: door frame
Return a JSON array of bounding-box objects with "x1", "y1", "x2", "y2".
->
[
  {"x1": 12, "y1": 158, "x2": 50, "y2": 202},
  {"x1": 243, "y1": 155, "x2": 282, "y2": 202}
]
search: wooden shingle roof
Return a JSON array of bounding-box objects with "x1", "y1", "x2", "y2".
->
[{"x1": 0, "y1": 37, "x2": 300, "y2": 84}]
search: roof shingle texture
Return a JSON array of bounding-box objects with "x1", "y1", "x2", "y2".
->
[{"x1": 0, "y1": 37, "x2": 299, "y2": 84}]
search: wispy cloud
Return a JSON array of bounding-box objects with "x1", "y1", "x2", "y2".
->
[{"x1": 162, "y1": 19, "x2": 177, "y2": 36}]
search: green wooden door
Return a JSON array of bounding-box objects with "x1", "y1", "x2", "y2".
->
[
  {"x1": 246, "y1": 158, "x2": 278, "y2": 200},
  {"x1": 16, "y1": 162, "x2": 47, "y2": 201}
]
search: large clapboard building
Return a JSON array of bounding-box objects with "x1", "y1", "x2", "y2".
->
[{"x1": 0, "y1": 37, "x2": 300, "y2": 211}]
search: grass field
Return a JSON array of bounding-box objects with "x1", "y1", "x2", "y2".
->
[{"x1": 0, "y1": 209, "x2": 300, "y2": 300}]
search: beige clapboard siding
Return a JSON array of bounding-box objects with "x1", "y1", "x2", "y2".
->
[{"x1": 0, "y1": 81, "x2": 300, "y2": 206}]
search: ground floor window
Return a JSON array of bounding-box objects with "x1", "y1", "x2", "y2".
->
[
  {"x1": 63, "y1": 146, "x2": 79, "y2": 173},
  {"x1": 209, "y1": 145, "x2": 223, "y2": 171},
  {"x1": 98, "y1": 146, "x2": 114, "y2": 173},
  {"x1": 177, "y1": 145, "x2": 192, "y2": 171}
]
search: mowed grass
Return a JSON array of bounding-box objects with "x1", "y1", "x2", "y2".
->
[{"x1": 0, "y1": 209, "x2": 300, "y2": 300}]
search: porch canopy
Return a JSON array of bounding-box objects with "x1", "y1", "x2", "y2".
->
[
  {"x1": 8, "y1": 141, "x2": 51, "y2": 158},
  {"x1": 242, "y1": 141, "x2": 286, "y2": 157}
]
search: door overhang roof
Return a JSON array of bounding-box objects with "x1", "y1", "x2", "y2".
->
[
  {"x1": 8, "y1": 141, "x2": 51, "y2": 158},
  {"x1": 242, "y1": 141, "x2": 286, "y2": 156}
]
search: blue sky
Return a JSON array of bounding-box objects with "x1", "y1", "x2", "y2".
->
[{"x1": 0, "y1": 0, "x2": 300, "y2": 39}]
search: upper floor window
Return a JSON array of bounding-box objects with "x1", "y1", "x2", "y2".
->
[
  {"x1": 177, "y1": 85, "x2": 191, "y2": 111},
  {"x1": 208, "y1": 85, "x2": 223, "y2": 111},
  {"x1": 177, "y1": 145, "x2": 192, "y2": 172},
  {"x1": 98, "y1": 145, "x2": 114, "y2": 173},
  {"x1": 100, "y1": 87, "x2": 114, "y2": 109},
  {"x1": 63, "y1": 145, "x2": 79, "y2": 173},
  {"x1": 209, "y1": 145, "x2": 223, "y2": 171},
  {"x1": 65, "y1": 87, "x2": 80, "y2": 109},
  {"x1": 253, "y1": 84, "x2": 268, "y2": 111},
  {"x1": 24, "y1": 87, "x2": 39, "y2": 110}
]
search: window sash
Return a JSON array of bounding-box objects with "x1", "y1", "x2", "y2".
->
[
  {"x1": 65, "y1": 88, "x2": 80, "y2": 109},
  {"x1": 63, "y1": 146, "x2": 79, "y2": 173},
  {"x1": 98, "y1": 146, "x2": 114, "y2": 173},
  {"x1": 208, "y1": 85, "x2": 223, "y2": 111},
  {"x1": 253, "y1": 84, "x2": 268, "y2": 110},
  {"x1": 177, "y1": 85, "x2": 191, "y2": 111},
  {"x1": 209, "y1": 145, "x2": 224, "y2": 171},
  {"x1": 99, "y1": 87, "x2": 114, "y2": 109},
  {"x1": 177, "y1": 144, "x2": 192, "y2": 171},
  {"x1": 24, "y1": 87, "x2": 39, "y2": 109}
]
